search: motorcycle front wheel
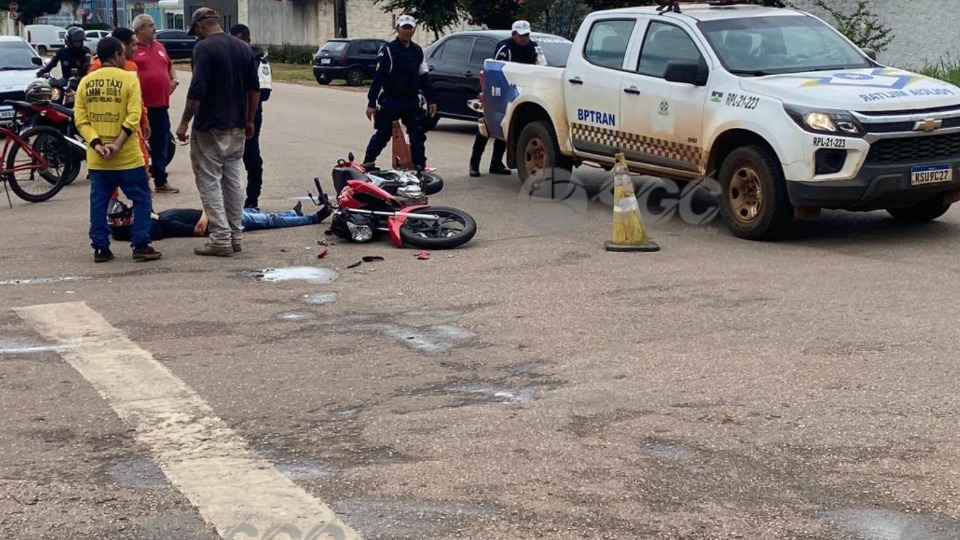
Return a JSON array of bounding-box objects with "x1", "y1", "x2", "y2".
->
[{"x1": 399, "y1": 206, "x2": 477, "y2": 250}]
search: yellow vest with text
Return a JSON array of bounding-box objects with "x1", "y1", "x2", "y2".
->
[{"x1": 74, "y1": 66, "x2": 145, "y2": 170}]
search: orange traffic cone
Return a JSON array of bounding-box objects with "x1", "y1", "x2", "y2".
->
[
  {"x1": 391, "y1": 121, "x2": 413, "y2": 170},
  {"x1": 605, "y1": 152, "x2": 659, "y2": 252}
]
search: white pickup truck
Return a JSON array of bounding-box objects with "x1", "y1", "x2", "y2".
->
[{"x1": 480, "y1": 1, "x2": 960, "y2": 239}]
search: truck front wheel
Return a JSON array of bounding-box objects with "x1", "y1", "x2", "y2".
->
[
  {"x1": 718, "y1": 145, "x2": 793, "y2": 240},
  {"x1": 516, "y1": 120, "x2": 572, "y2": 187}
]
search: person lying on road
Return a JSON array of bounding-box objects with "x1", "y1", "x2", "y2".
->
[{"x1": 109, "y1": 199, "x2": 332, "y2": 243}]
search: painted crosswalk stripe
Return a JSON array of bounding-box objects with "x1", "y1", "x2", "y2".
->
[{"x1": 15, "y1": 301, "x2": 361, "y2": 540}]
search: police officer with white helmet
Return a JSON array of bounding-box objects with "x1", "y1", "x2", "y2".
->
[{"x1": 362, "y1": 14, "x2": 436, "y2": 174}]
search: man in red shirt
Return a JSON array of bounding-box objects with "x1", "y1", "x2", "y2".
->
[{"x1": 132, "y1": 14, "x2": 181, "y2": 194}]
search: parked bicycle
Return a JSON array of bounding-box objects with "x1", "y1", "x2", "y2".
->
[{"x1": 0, "y1": 116, "x2": 71, "y2": 206}]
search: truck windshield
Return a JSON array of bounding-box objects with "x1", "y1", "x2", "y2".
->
[{"x1": 698, "y1": 16, "x2": 872, "y2": 76}]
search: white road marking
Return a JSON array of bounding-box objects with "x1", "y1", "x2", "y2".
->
[{"x1": 15, "y1": 302, "x2": 361, "y2": 540}]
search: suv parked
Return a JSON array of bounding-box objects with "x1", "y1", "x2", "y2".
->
[
  {"x1": 423, "y1": 30, "x2": 572, "y2": 130},
  {"x1": 313, "y1": 38, "x2": 387, "y2": 86},
  {"x1": 156, "y1": 29, "x2": 196, "y2": 60}
]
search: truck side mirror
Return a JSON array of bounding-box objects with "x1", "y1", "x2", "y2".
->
[
  {"x1": 31, "y1": 56, "x2": 42, "y2": 66},
  {"x1": 664, "y1": 60, "x2": 707, "y2": 86},
  {"x1": 861, "y1": 48, "x2": 877, "y2": 61}
]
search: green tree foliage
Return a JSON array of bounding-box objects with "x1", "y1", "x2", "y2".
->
[
  {"x1": 372, "y1": 0, "x2": 463, "y2": 40},
  {"x1": 15, "y1": 0, "x2": 63, "y2": 25},
  {"x1": 462, "y1": 0, "x2": 523, "y2": 30},
  {"x1": 804, "y1": 0, "x2": 893, "y2": 52}
]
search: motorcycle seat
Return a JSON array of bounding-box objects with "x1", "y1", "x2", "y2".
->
[
  {"x1": 50, "y1": 103, "x2": 74, "y2": 117},
  {"x1": 332, "y1": 166, "x2": 366, "y2": 194}
]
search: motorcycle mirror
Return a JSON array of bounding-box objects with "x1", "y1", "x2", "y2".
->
[{"x1": 348, "y1": 152, "x2": 354, "y2": 162}]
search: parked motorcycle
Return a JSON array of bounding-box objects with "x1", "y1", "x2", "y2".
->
[
  {"x1": 11, "y1": 81, "x2": 85, "y2": 184},
  {"x1": 318, "y1": 154, "x2": 476, "y2": 249},
  {"x1": 32, "y1": 77, "x2": 178, "y2": 183}
]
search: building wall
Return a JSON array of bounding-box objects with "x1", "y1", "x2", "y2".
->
[
  {"x1": 246, "y1": 0, "x2": 319, "y2": 46},
  {"x1": 794, "y1": 0, "x2": 960, "y2": 69}
]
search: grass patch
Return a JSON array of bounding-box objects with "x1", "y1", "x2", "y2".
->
[
  {"x1": 270, "y1": 63, "x2": 317, "y2": 83},
  {"x1": 917, "y1": 56, "x2": 960, "y2": 86}
]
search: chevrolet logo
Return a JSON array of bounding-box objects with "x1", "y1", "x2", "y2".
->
[{"x1": 914, "y1": 118, "x2": 943, "y2": 132}]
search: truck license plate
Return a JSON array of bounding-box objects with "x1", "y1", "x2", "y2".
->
[
  {"x1": 910, "y1": 164, "x2": 953, "y2": 186},
  {"x1": 321, "y1": 58, "x2": 331, "y2": 64},
  {"x1": 0, "y1": 108, "x2": 14, "y2": 120}
]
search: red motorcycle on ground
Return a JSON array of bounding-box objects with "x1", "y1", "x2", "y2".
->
[{"x1": 315, "y1": 154, "x2": 476, "y2": 250}]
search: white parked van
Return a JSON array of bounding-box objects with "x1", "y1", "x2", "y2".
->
[{"x1": 24, "y1": 24, "x2": 68, "y2": 55}]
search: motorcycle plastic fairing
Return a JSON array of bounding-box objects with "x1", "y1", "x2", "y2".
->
[{"x1": 387, "y1": 204, "x2": 429, "y2": 248}]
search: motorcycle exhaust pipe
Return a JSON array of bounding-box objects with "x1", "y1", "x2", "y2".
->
[
  {"x1": 344, "y1": 208, "x2": 440, "y2": 220},
  {"x1": 65, "y1": 136, "x2": 87, "y2": 151}
]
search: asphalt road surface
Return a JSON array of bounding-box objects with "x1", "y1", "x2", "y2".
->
[{"x1": 2, "y1": 74, "x2": 960, "y2": 540}]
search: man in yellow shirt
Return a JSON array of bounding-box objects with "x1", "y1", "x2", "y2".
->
[{"x1": 75, "y1": 37, "x2": 162, "y2": 263}]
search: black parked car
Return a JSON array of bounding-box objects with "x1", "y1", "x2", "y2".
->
[
  {"x1": 423, "y1": 30, "x2": 572, "y2": 130},
  {"x1": 156, "y1": 29, "x2": 196, "y2": 60},
  {"x1": 313, "y1": 38, "x2": 387, "y2": 86}
]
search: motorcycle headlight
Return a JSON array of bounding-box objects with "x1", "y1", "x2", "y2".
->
[
  {"x1": 50, "y1": 87, "x2": 61, "y2": 101},
  {"x1": 346, "y1": 221, "x2": 373, "y2": 242},
  {"x1": 784, "y1": 105, "x2": 864, "y2": 137}
]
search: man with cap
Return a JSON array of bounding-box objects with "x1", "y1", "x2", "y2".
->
[
  {"x1": 469, "y1": 20, "x2": 547, "y2": 177},
  {"x1": 362, "y1": 14, "x2": 436, "y2": 173},
  {"x1": 176, "y1": 7, "x2": 260, "y2": 257}
]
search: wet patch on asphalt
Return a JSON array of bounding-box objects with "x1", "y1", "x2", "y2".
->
[
  {"x1": 0, "y1": 336, "x2": 74, "y2": 356},
  {"x1": 445, "y1": 382, "x2": 539, "y2": 404},
  {"x1": 817, "y1": 508, "x2": 960, "y2": 540},
  {"x1": 242, "y1": 266, "x2": 339, "y2": 285},
  {"x1": 408, "y1": 376, "x2": 563, "y2": 408},
  {"x1": 500, "y1": 360, "x2": 553, "y2": 378},
  {"x1": 565, "y1": 409, "x2": 656, "y2": 437},
  {"x1": 641, "y1": 438, "x2": 697, "y2": 461},
  {"x1": 276, "y1": 311, "x2": 317, "y2": 322},
  {"x1": 253, "y1": 419, "x2": 413, "y2": 470},
  {"x1": 332, "y1": 498, "x2": 493, "y2": 540},
  {"x1": 356, "y1": 323, "x2": 475, "y2": 356},
  {"x1": 274, "y1": 459, "x2": 340, "y2": 480},
  {"x1": 101, "y1": 455, "x2": 170, "y2": 488},
  {"x1": 0, "y1": 275, "x2": 92, "y2": 286},
  {"x1": 302, "y1": 291, "x2": 339, "y2": 305}
]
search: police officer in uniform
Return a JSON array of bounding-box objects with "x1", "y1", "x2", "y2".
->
[
  {"x1": 469, "y1": 20, "x2": 546, "y2": 177},
  {"x1": 36, "y1": 26, "x2": 91, "y2": 80},
  {"x1": 363, "y1": 14, "x2": 436, "y2": 172},
  {"x1": 230, "y1": 24, "x2": 273, "y2": 209}
]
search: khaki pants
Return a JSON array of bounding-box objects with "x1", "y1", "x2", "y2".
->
[{"x1": 191, "y1": 128, "x2": 245, "y2": 246}]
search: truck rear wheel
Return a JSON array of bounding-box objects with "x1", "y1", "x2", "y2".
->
[
  {"x1": 516, "y1": 120, "x2": 572, "y2": 188},
  {"x1": 886, "y1": 199, "x2": 951, "y2": 222},
  {"x1": 718, "y1": 145, "x2": 793, "y2": 240}
]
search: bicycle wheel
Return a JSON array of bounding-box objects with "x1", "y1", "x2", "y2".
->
[{"x1": 6, "y1": 127, "x2": 70, "y2": 203}]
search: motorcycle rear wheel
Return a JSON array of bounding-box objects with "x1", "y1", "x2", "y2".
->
[
  {"x1": 399, "y1": 206, "x2": 476, "y2": 250},
  {"x1": 421, "y1": 171, "x2": 443, "y2": 195}
]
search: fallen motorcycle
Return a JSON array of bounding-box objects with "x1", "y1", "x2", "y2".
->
[{"x1": 314, "y1": 154, "x2": 476, "y2": 250}]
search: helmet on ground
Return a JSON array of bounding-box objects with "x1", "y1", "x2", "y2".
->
[{"x1": 25, "y1": 79, "x2": 52, "y2": 103}]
